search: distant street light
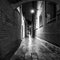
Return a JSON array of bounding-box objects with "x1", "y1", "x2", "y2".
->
[
  {"x1": 30, "y1": 9, "x2": 35, "y2": 14},
  {"x1": 30, "y1": 9, "x2": 35, "y2": 38}
]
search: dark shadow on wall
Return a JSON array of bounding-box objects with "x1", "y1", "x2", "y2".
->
[
  {"x1": 0, "y1": 39, "x2": 20, "y2": 60},
  {"x1": 7, "y1": 0, "x2": 21, "y2": 4}
]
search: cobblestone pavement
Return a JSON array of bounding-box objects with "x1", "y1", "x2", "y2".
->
[{"x1": 11, "y1": 37, "x2": 60, "y2": 60}]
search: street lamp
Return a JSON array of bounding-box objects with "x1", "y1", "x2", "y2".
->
[
  {"x1": 30, "y1": 9, "x2": 35, "y2": 14},
  {"x1": 30, "y1": 9, "x2": 35, "y2": 38}
]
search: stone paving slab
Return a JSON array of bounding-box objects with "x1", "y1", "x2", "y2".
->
[{"x1": 11, "y1": 37, "x2": 60, "y2": 60}]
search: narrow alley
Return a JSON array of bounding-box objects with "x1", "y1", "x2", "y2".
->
[{"x1": 0, "y1": 0, "x2": 60, "y2": 60}]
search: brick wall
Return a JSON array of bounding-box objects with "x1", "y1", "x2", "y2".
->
[
  {"x1": 0, "y1": 0, "x2": 20, "y2": 59},
  {"x1": 36, "y1": 21, "x2": 58, "y2": 46},
  {"x1": 36, "y1": 17, "x2": 60, "y2": 47},
  {"x1": 36, "y1": 3, "x2": 60, "y2": 47}
]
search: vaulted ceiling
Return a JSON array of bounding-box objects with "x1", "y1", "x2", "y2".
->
[
  {"x1": 7, "y1": 0, "x2": 60, "y2": 9},
  {"x1": 8, "y1": 0, "x2": 60, "y2": 4}
]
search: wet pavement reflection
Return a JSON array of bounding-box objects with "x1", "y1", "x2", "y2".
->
[{"x1": 11, "y1": 34, "x2": 60, "y2": 60}]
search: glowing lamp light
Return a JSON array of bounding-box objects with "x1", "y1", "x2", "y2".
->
[{"x1": 30, "y1": 9, "x2": 35, "y2": 14}]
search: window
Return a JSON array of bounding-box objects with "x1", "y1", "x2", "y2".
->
[{"x1": 45, "y1": 2, "x2": 56, "y2": 23}]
